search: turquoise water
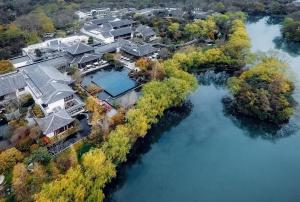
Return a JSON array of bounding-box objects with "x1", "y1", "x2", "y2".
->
[
  {"x1": 82, "y1": 67, "x2": 136, "y2": 97},
  {"x1": 108, "y1": 17, "x2": 300, "y2": 202}
]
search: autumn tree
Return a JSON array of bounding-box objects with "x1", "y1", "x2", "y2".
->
[
  {"x1": 86, "y1": 83, "x2": 102, "y2": 95},
  {"x1": 82, "y1": 149, "x2": 116, "y2": 199},
  {"x1": 35, "y1": 166, "x2": 91, "y2": 202},
  {"x1": 0, "y1": 60, "x2": 14, "y2": 74},
  {"x1": 102, "y1": 125, "x2": 131, "y2": 164},
  {"x1": 0, "y1": 147, "x2": 23, "y2": 173},
  {"x1": 126, "y1": 109, "x2": 149, "y2": 138},
  {"x1": 168, "y1": 22, "x2": 180, "y2": 34},
  {"x1": 135, "y1": 57, "x2": 151, "y2": 70},
  {"x1": 222, "y1": 19, "x2": 251, "y2": 68},
  {"x1": 85, "y1": 96, "x2": 105, "y2": 126},
  {"x1": 228, "y1": 57, "x2": 295, "y2": 123},
  {"x1": 184, "y1": 17, "x2": 217, "y2": 40},
  {"x1": 36, "y1": 149, "x2": 116, "y2": 202},
  {"x1": 12, "y1": 163, "x2": 30, "y2": 202},
  {"x1": 55, "y1": 147, "x2": 78, "y2": 172}
]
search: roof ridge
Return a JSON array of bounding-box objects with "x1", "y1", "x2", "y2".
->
[
  {"x1": 44, "y1": 114, "x2": 56, "y2": 134},
  {"x1": 78, "y1": 54, "x2": 88, "y2": 64},
  {"x1": 55, "y1": 111, "x2": 73, "y2": 120},
  {"x1": 73, "y1": 43, "x2": 81, "y2": 54}
]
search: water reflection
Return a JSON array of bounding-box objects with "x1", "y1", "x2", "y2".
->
[
  {"x1": 109, "y1": 16, "x2": 300, "y2": 202},
  {"x1": 104, "y1": 101, "x2": 193, "y2": 201},
  {"x1": 247, "y1": 15, "x2": 265, "y2": 23},
  {"x1": 222, "y1": 101, "x2": 300, "y2": 140},
  {"x1": 266, "y1": 16, "x2": 284, "y2": 25},
  {"x1": 197, "y1": 70, "x2": 228, "y2": 87},
  {"x1": 273, "y1": 36, "x2": 300, "y2": 56}
]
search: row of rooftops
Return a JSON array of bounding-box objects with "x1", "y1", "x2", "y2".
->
[
  {"x1": 76, "y1": 7, "x2": 188, "y2": 20},
  {"x1": 83, "y1": 17, "x2": 135, "y2": 40},
  {"x1": 11, "y1": 37, "x2": 158, "y2": 71}
]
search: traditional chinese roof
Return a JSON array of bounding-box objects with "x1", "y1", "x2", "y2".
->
[
  {"x1": 110, "y1": 27, "x2": 132, "y2": 37},
  {"x1": 23, "y1": 65, "x2": 74, "y2": 104},
  {"x1": 136, "y1": 25, "x2": 156, "y2": 37},
  {"x1": 71, "y1": 53, "x2": 102, "y2": 65},
  {"x1": 36, "y1": 108, "x2": 74, "y2": 135},
  {"x1": 121, "y1": 41, "x2": 158, "y2": 57},
  {"x1": 109, "y1": 19, "x2": 134, "y2": 29},
  {"x1": 0, "y1": 72, "x2": 26, "y2": 97},
  {"x1": 66, "y1": 42, "x2": 94, "y2": 55}
]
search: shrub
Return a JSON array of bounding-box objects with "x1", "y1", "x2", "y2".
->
[
  {"x1": 0, "y1": 60, "x2": 14, "y2": 75},
  {"x1": 24, "y1": 147, "x2": 52, "y2": 165},
  {"x1": 0, "y1": 147, "x2": 23, "y2": 173},
  {"x1": 32, "y1": 104, "x2": 44, "y2": 118}
]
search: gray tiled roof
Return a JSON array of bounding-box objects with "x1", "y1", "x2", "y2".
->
[
  {"x1": 66, "y1": 43, "x2": 94, "y2": 55},
  {"x1": 110, "y1": 19, "x2": 134, "y2": 28},
  {"x1": 91, "y1": 16, "x2": 115, "y2": 25},
  {"x1": 121, "y1": 42, "x2": 158, "y2": 57},
  {"x1": 94, "y1": 42, "x2": 121, "y2": 54},
  {"x1": 36, "y1": 108, "x2": 74, "y2": 135},
  {"x1": 71, "y1": 53, "x2": 102, "y2": 65},
  {"x1": 110, "y1": 27, "x2": 132, "y2": 37},
  {"x1": 40, "y1": 82, "x2": 74, "y2": 104},
  {"x1": 136, "y1": 25, "x2": 156, "y2": 37},
  {"x1": 0, "y1": 72, "x2": 26, "y2": 97},
  {"x1": 10, "y1": 55, "x2": 32, "y2": 66},
  {"x1": 84, "y1": 23, "x2": 98, "y2": 31},
  {"x1": 23, "y1": 65, "x2": 74, "y2": 104}
]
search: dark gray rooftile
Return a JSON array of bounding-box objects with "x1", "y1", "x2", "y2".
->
[
  {"x1": 71, "y1": 53, "x2": 101, "y2": 65},
  {"x1": 110, "y1": 19, "x2": 134, "y2": 28},
  {"x1": 110, "y1": 27, "x2": 132, "y2": 37},
  {"x1": 36, "y1": 108, "x2": 74, "y2": 134},
  {"x1": 66, "y1": 43, "x2": 94, "y2": 55},
  {"x1": 121, "y1": 42, "x2": 158, "y2": 57},
  {"x1": 136, "y1": 25, "x2": 156, "y2": 37},
  {"x1": 0, "y1": 72, "x2": 26, "y2": 97}
]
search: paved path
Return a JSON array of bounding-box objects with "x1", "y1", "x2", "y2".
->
[{"x1": 80, "y1": 63, "x2": 110, "y2": 75}]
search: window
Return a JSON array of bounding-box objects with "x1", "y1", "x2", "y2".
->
[
  {"x1": 42, "y1": 104, "x2": 48, "y2": 108},
  {"x1": 64, "y1": 95, "x2": 74, "y2": 102}
]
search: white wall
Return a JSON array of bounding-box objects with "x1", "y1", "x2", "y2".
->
[
  {"x1": 46, "y1": 99, "x2": 65, "y2": 114},
  {"x1": 16, "y1": 88, "x2": 28, "y2": 98},
  {"x1": 25, "y1": 86, "x2": 67, "y2": 115},
  {"x1": 80, "y1": 28, "x2": 114, "y2": 44},
  {"x1": 22, "y1": 35, "x2": 89, "y2": 55},
  {"x1": 46, "y1": 132, "x2": 55, "y2": 138}
]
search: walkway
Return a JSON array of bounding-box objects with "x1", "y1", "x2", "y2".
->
[{"x1": 80, "y1": 62, "x2": 110, "y2": 75}]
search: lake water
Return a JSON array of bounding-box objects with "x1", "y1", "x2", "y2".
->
[{"x1": 108, "y1": 17, "x2": 300, "y2": 202}]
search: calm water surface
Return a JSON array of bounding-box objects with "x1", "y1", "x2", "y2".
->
[{"x1": 109, "y1": 17, "x2": 300, "y2": 202}]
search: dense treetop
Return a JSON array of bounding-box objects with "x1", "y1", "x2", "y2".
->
[{"x1": 228, "y1": 57, "x2": 295, "y2": 123}]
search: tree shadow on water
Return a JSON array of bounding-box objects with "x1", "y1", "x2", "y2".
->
[
  {"x1": 247, "y1": 15, "x2": 266, "y2": 24},
  {"x1": 273, "y1": 36, "x2": 300, "y2": 56},
  {"x1": 222, "y1": 97, "x2": 300, "y2": 141},
  {"x1": 104, "y1": 101, "x2": 193, "y2": 201},
  {"x1": 266, "y1": 16, "x2": 284, "y2": 25}
]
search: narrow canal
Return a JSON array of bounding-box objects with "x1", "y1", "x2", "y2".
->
[{"x1": 108, "y1": 16, "x2": 300, "y2": 202}]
